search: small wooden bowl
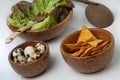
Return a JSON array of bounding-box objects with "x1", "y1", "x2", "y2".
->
[
  {"x1": 8, "y1": 41, "x2": 50, "y2": 77},
  {"x1": 7, "y1": 10, "x2": 73, "y2": 41},
  {"x1": 60, "y1": 28, "x2": 114, "y2": 73}
]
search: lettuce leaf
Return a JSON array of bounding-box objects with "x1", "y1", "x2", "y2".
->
[
  {"x1": 7, "y1": 1, "x2": 34, "y2": 28},
  {"x1": 32, "y1": 0, "x2": 67, "y2": 15},
  {"x1": 7, "y1": 0, "x2": 74, "y2": 30},
  {"x1": 31, "y1": 15, "x2": 57, "y2": 30}
]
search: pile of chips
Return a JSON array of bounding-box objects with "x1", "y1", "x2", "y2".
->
[{"x1": 64, "y1": 26, "x2": 110, "y2": 57}]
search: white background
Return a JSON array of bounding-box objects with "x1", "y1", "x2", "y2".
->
[{"x1": 0, "y1": 0, "x2": 120, "y2": 80}]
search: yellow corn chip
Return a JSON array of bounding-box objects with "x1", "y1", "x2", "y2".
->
[
  {"x1": 77, "y1": 25, "x2": 97, "y2": 43},
  {"x1": 64, "y1": 25, "x2": 109, "y2": 57},
  {"x1": 91, "y1": 41, "x2": 109, "y2": 52},
  {"x1": 102, "y1": 42, "x2": 110, "y2": 50},
  {"x1": 64, "y1": 42, "x2": 88, "y2": 51},
  {"x1": 64, "y1": 44, "x2": 80, "y2": 51},
  {"x1": 71, "y1": 46, "x2": 85, "y2": 57},
  {"x1": 71, "y1": 50, "x2": 79, "y2": 57},
  {"x1": 88, "y1": 39, "x2": 103, "y2": 47},
  {"x1": 90, "y1": 49, "x2": 102, "y2": 55},
  {"x1": 90, "y1": 41, "x2": 109, "y2": 55},
  {"x1": 80, "y1": 46, "x2": 93, "y2": 57}
]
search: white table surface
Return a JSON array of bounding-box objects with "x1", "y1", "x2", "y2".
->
[{"x1": 0, "y1": 0, "x2": 120, "y2": 80}]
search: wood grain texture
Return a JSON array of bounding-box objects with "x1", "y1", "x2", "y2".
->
[
  {"x1": 60, "y1": 28, "x2": 114, "y2": 73},
  {"x1": 8, "y1": 41, "x2": 50, "y2": 77}
]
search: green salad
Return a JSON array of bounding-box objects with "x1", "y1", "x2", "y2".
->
[{"x1": 7, "y1": 0, "x2": 74, "y2": 30}]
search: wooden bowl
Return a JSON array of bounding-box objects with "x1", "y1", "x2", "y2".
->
[
  {"x1": 7, "y1": 10, "x2": 73, "y2": 41},
  {"x1": 60, "y1": 28, "x2": 114, "y2": 73},
  {"x1": 8, "y1": 41, "x2": 50, "y2": 77}
]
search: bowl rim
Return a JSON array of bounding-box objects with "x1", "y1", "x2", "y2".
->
[
  {"x1": 60, "y1": 28, "x2": 114, "y2": 60},
  {"x1": 7, "y1": 9, "x2": 73, "y2": 33},
  {"x1": 8, "y1": 40, "x2": 49, "y2": 66}
]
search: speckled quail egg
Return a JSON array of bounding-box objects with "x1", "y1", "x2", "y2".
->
[
  {"x1": 27, "y1": 58, "x2": 34, "y2": 63},
  {"x1": 24, "y1": 46, "x2": 35, "y2": 58},
  {"x1": 35, "y1": 43, "x2": 45, "y2": 54},
  {"x1": 12, "y1": 48, "x2": 24, "y2": 58},
  {"x1": 17, "y1": 55, "x2": 26, "y2": 63},
  {"x1": 31, "y1": 52, "x2": 40, "y2": 60}
]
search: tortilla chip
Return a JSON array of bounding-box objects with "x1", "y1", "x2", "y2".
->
[
  {"x1": 91, "y1": 41, "x2": 109, "y2": 52},
  {"x1": 64, "y1": 42, "x2": 88, "y2": 51},
  {"x1": 90, "y1": 41, "x2": 110, "y2": 55},
  {"x1": 88, "y1": 39, "x2": 103, "y2": 47},
  {"x1": 77, "y1": 25, "x2": 97, "y2": 43},
  {"x1": 71, "y1": 46, "x2": 85, "y2": 57},
  {"x1": 64, "y1": 44, "x2": 80, "y2": 51},
  {"x1": 102, "y1": 42, "x2": 110, "y2": 50},
  {"x1": 80, "y1": 46, "x2": 93, "y2": 57},
  {"x1": 90, "y1": 49, "x2": 102, "y2": 55},
  {"x1": 71, "y1": 51, "x2": 79, "y2": 57},
  {"x1": 64, "y1": 25, "x2": 110, "y2": 57}
]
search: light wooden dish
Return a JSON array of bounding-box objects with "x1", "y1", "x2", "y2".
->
[
  {"x1": 8, "y1": 41, "x2": 50, "y2": 77},
  {"x1": 60, "y1": 28, "x2": 114, "y2": 73}
]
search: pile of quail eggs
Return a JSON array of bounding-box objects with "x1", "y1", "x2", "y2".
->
[{"x1": 12, "y1": 43, "x2": 46, "y2": 63}]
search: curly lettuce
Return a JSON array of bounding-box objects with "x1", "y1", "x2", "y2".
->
[
  {"x1": 32, "y1": 0, "x2": 67, "y2": 15},
  {"x1": 7, "y1": 0, "x2": 74, "y2": 30},
  {"x1": 31, "y1": 16, "x2": 57, "y2": 30},
  {"x1": 7, "y1": 1, "x2": 34, "y2": 28}
]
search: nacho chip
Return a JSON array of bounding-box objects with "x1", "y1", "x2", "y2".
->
[
  {"x1": 80, "y1": 46, "x2": 93, "y2": 57},
  {"x1": 65, "y1": 25, "x2": 110, "y2": 58},
  {"x1": 71, "y1": 50, "x2": 79, "y2": 57},
  {"x1": 102, "y1": 42, "x2": 110, "y2": 50},
  {"x1": 64, "y1": 43, "x2": 80, "y2": 51},
  {"x1": 64, "y1": 42, "x2": 88, "y2": 51},
  {"x1": 71, "y1": 46, "x2": 85, "y2": 57},
  {"x1": 91, "y1": 41, "x2": 109, "y2": 52},
  {"x1": 90, "y1": 49, "x2": 102, "y2": 55},
  {"x1": 77, "y1": 25, "x2": 97, "y2": 43},
  {"x1": 90, "y1": 41, "x2": 110, "y2": 55},
  {"x1": 88, "y1": 39, "x2": 103, "y2": 47}
]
